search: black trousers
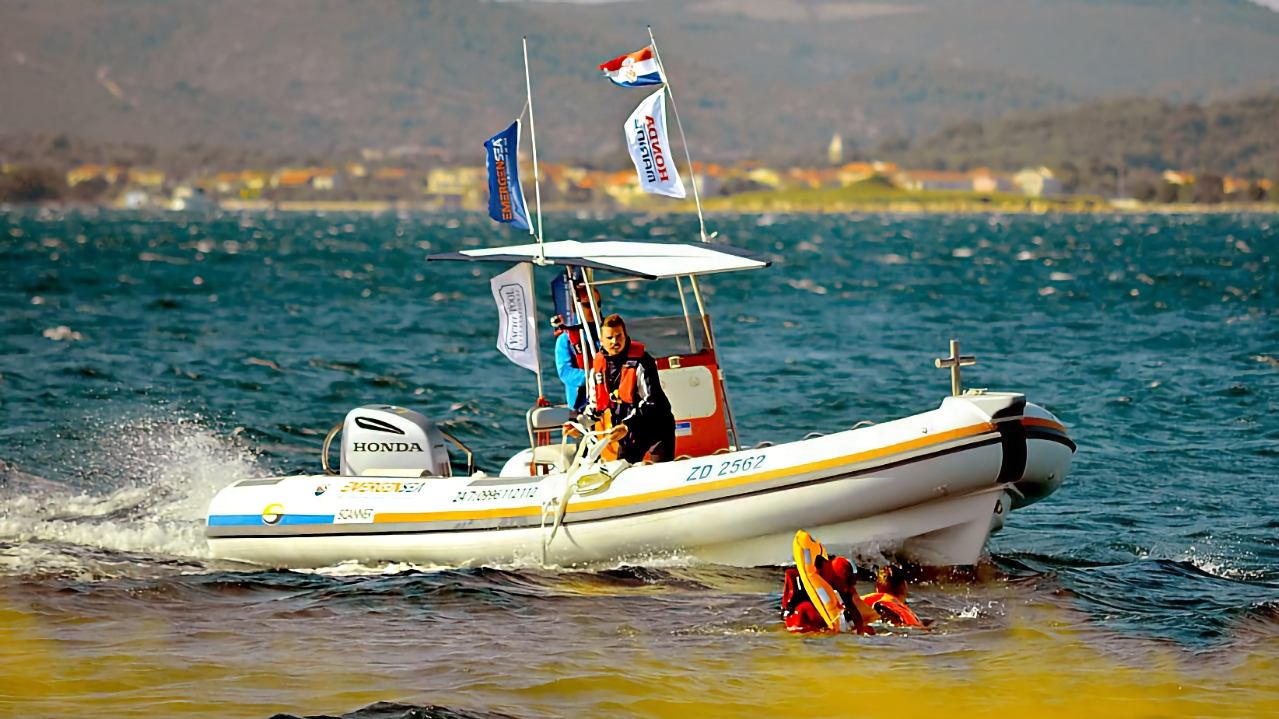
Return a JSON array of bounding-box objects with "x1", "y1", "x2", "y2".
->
[{"x1": 619, "y1": 423, "x2": 676, "y2": 464}]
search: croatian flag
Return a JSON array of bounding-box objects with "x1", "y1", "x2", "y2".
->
[
  {"x1": 484, "y1": 121, "x2": 533, "y2": 232},
  {"x1": 599, "y1": 46, "x2": 664, "y2": 87}
]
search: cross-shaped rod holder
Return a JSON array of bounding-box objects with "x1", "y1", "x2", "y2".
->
[{"x1": 934, "y1": 339, "x2": 976, "y2": 396}]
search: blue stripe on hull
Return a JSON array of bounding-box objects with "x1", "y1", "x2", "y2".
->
[{"x1": 208, "y1": 514, "x2": 335, "y2": 527}]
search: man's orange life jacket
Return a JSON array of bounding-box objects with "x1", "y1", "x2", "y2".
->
[
  {"x1": 592, "y1": 341, "x2": 646, "y2": 411},
  {"x1": 860, "y1": 591, "x2": 923, "y2": 627},
  {"x1": 566, "y1": 327, "x2": 585, "y2": 369}
]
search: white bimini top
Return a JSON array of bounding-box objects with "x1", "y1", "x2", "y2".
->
[{"x1": 428, "y1": 240, "x2": 770, "y2": 279}]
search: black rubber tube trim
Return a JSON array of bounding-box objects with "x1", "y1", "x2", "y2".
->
[{"x1": 995, "y1": 418, "x2": 1028, "y2": 485}]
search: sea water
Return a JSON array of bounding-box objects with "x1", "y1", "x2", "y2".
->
[{"x1": 1, "y1": 210, "x2": 1276, "y2": 718}]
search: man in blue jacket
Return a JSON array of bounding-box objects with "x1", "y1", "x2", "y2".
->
[{"x1": 552, "y1": 287, "x2": 597, "y2": 410}]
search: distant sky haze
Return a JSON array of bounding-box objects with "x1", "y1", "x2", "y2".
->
[
  {"x1": 2, "y1": 0, "x2": 1275, "y2": 160},
  {"x1": 538, "y1": 0, "x2": 1279, "y2": 6}
]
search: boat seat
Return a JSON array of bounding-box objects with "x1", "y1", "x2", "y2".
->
[
  {"x1": 530, "y1": 443, "x2": 578, "y2": 474},
  {"x1": 527, "y1": 405, "x2": 576, "y2": 447}
]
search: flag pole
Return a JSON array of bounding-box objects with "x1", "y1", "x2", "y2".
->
[
  {"x1": 647, "y1": 25, "x2": 709, "y2": 244},
  {"x1": 522, "y1": 36, "x2": 547, "y2": 263},
  {"x1": 527, "y1": 265, "x2": 545, "y2": 402}
]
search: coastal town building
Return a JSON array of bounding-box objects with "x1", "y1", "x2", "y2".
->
[
  {"x1": 66, "y1": 164, "x2": 126, "y2": 186},
  {"x1": 1013, "y1": 167, "x2": 1062, "y2": 198},
  {"x1": 7, "y1": 152, "x2": 1272, "y2": 211},
  {"x1": 894, "y1": 169, "x2": 974, "y2": 192}
]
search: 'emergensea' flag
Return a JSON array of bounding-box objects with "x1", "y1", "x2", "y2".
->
[
  {"x1": 599, "y1": 45, "x2": 663, "y2": 87},
  {"x1": 624, "y1": 88, "x2": 685, "y2": 199},
  {"x1": 484, "y1": 121, "x2": 532, "y2": 231}
]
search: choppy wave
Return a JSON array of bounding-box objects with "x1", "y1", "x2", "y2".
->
[
  {"x1": 0, "y1": 412, "x2": 265, "y2": 576},
  {"x1": 1, "y1": 210, "x2": 1276, "y2": 716}
]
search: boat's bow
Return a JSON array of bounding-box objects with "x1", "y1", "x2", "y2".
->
[{"x1": 939, "y1": 390, "x2": 1073, "y2": 537}]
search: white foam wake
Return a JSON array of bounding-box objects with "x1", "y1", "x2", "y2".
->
[{"x1": 0, "y1": 413, "x2": 269, "y2": 574}]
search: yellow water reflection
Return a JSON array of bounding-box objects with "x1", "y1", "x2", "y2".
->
[{"x1": 2, "y1": 598, "x2": 1275, "y2": 718}]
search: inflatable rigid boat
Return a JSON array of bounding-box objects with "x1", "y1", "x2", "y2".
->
[{"x1": 205, "y1": 241, "x2": 1074, "y2": 568}]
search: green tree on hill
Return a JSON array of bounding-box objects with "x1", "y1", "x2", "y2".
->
[{"x1": 883, "y1": 94, "x2": 1279, "y2": 196}]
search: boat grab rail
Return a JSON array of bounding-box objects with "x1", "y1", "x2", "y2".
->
[
  {"x1": 440, "y1": 429, "x2": 474, "y2": 477},
  {"x1": 321, "y1": 422, "x2": 343, "y2": 475},
  {"x1": 799, "y1": 421, "x2": 875, "y2": 444}
]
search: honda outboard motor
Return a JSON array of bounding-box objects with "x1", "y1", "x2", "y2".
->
[{"x1": 339, "y1": 405, "x2": 452, "y2": 477}]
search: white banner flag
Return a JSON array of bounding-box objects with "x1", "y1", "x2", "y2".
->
[
  {"x1": 624, "y1": 88, "x2": 686, "y2": 199},
  {"x1": 490, "y1": 264, "x2": 540, "y2": 374}
]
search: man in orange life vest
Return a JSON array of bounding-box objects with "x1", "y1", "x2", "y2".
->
[{"x1": 571, "y1": 313, "x2": 676, "y2": 463}]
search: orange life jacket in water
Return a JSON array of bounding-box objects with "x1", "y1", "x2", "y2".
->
[
  {"x1": 591, "y1": 341, "x2": 646, "y2": 411},
  {"x1": 860, "y1": 591, "x2": 923, "y2": 627}
]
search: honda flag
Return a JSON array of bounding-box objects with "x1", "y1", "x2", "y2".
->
[{"x1": 624, "y1": 88, "x2": 685, "y2": 199}]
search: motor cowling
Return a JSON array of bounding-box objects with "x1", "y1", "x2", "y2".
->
[{"x1": 339, "y1": 405, "x2": 452, "y2": 477}]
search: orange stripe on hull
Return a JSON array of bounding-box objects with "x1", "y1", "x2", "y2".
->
[
  {"x1": 572, "y1": 422, "x2": 996, "y2": 514},
  {"x1": 372, "y1": 421, "x2": 998, "y2": 526},
  {"x1": 1022, "y1": 416, "x2": 1069, "y2": 434}
]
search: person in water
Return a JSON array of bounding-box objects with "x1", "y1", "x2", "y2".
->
[
  {"x1": 570, "y1": 313, "x2": 676, "y2": 463},
  {"x1": 860, "y1": 565, "x2": 925, "y2": 628},
  {"x1": 781, "y1": 555, "x2": 876, "y2": 634},
  {"x1": 781, "y1": 532, "x2": 880, "y2": 634}
]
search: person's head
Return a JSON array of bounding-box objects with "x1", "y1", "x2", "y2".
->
[
  {"x1": 575, "y1": 286, "x2": 600, "y2": 322},
  {"x1": 600, "y1": 314, "x2": 628, "y2": 356},
  {"x1": 826, "y1": 556, "x2": 857, "y2": 598},
  {"x1": 875, "y1": 565, "x2": 908, "y2": 598}
]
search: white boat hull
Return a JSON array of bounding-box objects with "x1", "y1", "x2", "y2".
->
[{"x1": 206, "y1": 393, "x2": 1074, "y2": 568}]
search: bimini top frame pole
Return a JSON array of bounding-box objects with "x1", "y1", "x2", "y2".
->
[
  {"x1": 688, "y1": 273, "x2": 740, "y2": 449},
  {"x1": 674, "y1": 275, "x2": 696, "y2": 354}
]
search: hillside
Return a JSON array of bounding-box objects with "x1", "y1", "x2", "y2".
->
[
  {"x1": 881, "y1": 94, "x2": 1279, "y2": 191},
  {"x1": 1, "y1": 0, "x2": 1278, "y2": 164}
]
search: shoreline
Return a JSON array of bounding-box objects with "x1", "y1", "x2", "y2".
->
[{"x1": 4, "y1": 198, "x2": 1277, "y2": 215}]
